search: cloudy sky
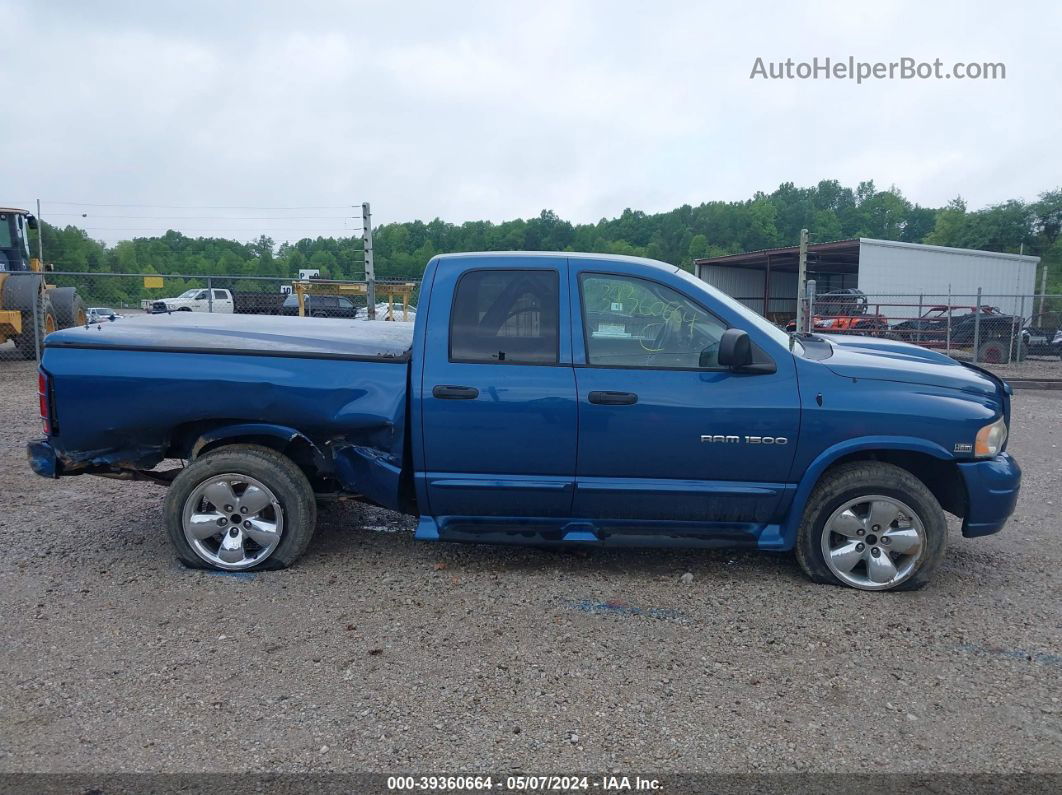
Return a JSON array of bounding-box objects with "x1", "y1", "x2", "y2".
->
[{"x1": 3, "y1": 0, "x2": 1059, "y2": 243}]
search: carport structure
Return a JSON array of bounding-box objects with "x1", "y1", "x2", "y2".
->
[
  {"x1": 694, "y1": 238, "x2": 1039, "y2": 323},
  {"x1": 694, "y1": 239, "x2": 860, "y2": 323}
]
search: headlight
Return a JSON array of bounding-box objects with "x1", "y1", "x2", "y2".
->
[{"x1": 974, "y1": 417, "x2": 1008, "y2": 458}]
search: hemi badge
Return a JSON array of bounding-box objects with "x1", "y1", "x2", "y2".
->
[{"x1": 954, "y1": 443, "x2": 973, "y2": 453}]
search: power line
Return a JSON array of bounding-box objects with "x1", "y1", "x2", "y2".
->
[
  {"x1": 43, "y1": 201, "x2": 361, "y2": 210},
  {"x1": 45, "y1": 213, "x2": 361, "y2": 220},
  {"x1": 80, "y1": 227, "x2": 363, "y2": 232}
]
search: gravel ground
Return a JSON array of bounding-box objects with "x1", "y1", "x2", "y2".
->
[{"x1": 1, "y1": 359, "x2": 1060, "y2": 775}]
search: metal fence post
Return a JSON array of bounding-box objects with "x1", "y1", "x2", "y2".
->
[
  {"x1": 916, "y1": 294, "x2": 923, "y2": 344},
  {"x1": 32, "y1": 279, "x2": 41, "y2": 362},
  {"x1": 972, "y1": 287, "x2": 982, "y2": 363},
  {"x1": 363, "y1": 202, "x2": 376, "y2": 320},
  {"x1": 805, "y1": 279, "x2": 816, "y2": 333},
  {"x1": 207, "y1": 276, "x2": 214, "y2": 313},
  {"x1": 946, "y1": 285, "x2": 952, "y2": 356}
]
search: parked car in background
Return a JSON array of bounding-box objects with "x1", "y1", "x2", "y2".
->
[
  {"x1": 150, "y1": 288, "x2": 234, "y2": 314},
  {"x1": 87, "y1": 307, "x2": 123, "y2": 323},
  {"x1": 149, "y1": 289, "x2": 289, "y2": 315},
  {"x1": 892, "y1": 305, "x2": 1025, "y2": 362},
  {"x1": 280, "y1": 294, "x2": 358, "y2": 318},
  {"x1": 355, "y1": 302, "x2": 417, "y2": 322},
  {"x1": 1021, "y1": 318, "x2": 1062, "y2": 359}
]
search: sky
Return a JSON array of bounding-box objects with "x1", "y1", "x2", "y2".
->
[{"x1": 3, "y1": 0, "x2": 1060, "y2": 244}]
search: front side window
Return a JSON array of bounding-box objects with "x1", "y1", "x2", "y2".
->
[
  {"x1": 450, "y1": 270, "x2": 559, "y2": 364},
  {"x1": 580, "y1": 273, "x2": 727, "y2": 369}
]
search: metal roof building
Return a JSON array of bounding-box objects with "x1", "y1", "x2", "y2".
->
[{"x1": 694, "y1": 238, "x2": 1040, "y2": 321}]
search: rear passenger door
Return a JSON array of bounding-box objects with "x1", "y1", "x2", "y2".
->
[{"x1": 419, "y1": 261, "x2": 578, "y2": 521}]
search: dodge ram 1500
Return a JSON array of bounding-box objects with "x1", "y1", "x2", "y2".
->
[{"x1": 28, "y1": 252, "x2": 1021, "y2": 591}]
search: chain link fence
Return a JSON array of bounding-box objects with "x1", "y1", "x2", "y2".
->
[
  {"x1": 2, "y1": 271, "x2": 1058, "y2": 380},
  {"x1": 0, "y1": 271, "x2": 420, "y2": 369},
  {"x1": 786, "y1": 289, "x2": 1062, "y2": 378}
]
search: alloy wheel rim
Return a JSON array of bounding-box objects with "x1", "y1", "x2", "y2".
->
[
  {"x1": 182, "y1": 473, "x2": 284, "y2": 570},
  {"x1": 820, "y1": 494, "x2": 925, "y2": 590}
]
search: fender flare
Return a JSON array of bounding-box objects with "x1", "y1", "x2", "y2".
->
[
  {"x1": 774, "y1": 436, "x2": 955, "y2": 548},
  {"x1": 189, "y1": 423, "x2": 330, "y2": 473}
]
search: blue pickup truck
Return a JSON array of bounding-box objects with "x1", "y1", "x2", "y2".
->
[{"x1": 28, "y1": 252, "x2": 1021, "y2": 591}]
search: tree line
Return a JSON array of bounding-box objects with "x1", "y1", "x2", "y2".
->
[{"x1": 32, "y1": 180, "x2": 1062, "y2": 301}]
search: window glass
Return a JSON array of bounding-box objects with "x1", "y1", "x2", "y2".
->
[
  {"x1": 580, "y1": 273, "x2": 726, "y2": 369},
  {"x1": 450, "y1": 270, "x2": 559, "y2": 364},
  {"x1": 213, "y1": 290, "x2": 228, "y2": 299},
  {"x1": 0, "y1": 214, "x2": 13, "y2": 248},
  {"x1": 339, "y1": 297, "x2": 354, "y2": 309},
  {"x1": 195, "y1": 291, "x2": 208, "y2": 300}
]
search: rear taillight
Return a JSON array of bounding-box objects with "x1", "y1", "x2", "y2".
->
[{"x1": 38, "y1": 370, "x2": 55, "y2": 435}]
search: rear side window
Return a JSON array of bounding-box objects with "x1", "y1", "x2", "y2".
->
[{"x1": 450, "y1": 270, "x2": 559, "y2": 364}]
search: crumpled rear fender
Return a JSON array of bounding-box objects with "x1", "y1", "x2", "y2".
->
[{"x1": 189, "y1": 422, "x2": 331, "y2": 473}]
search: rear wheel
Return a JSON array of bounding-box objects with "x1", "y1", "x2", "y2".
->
[
  {"x1": 164, "y1": 445, "x2": 317, "y2": 571},
  {"x1": 14, "y1": 292, "x2": 57, "y2": 360},
  {"x1": 48, "y1": 287, "x2": 88, "y2": 328},
  {"x1": 795, "y1": 462, "x2": 947, "y2": 591}
]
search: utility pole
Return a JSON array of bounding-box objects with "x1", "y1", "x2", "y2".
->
[
  {"x1": 362, "y1": 202, "x2": 376, "y2": 320},
  {"x1": 1038, "y1": 261, "x2": 1049, "y2": 321},
  {"x1": 35, "y1": 198, "x2": 44, "y2": 262},
  {"x1": 795, "y1": 228, "x2": 809, "y2": 332}
]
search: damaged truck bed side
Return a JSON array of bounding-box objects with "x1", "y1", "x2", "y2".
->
[
  {"x1": 28, "y1": 252, "x2": 1021, "y2": 592},
  {"x1": 33, "y1": 312, "x2": 414, "y2": 510}
]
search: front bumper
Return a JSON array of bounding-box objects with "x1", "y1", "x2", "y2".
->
[
  {"x1": 957, "y1": 452, "x2": 1021, "y2": 537},
  {"x1": 27, "y1": 439, "x2": 59, "y2": 479}
]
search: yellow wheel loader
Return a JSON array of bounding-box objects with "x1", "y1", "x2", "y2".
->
[{"x1": 0, "y1": 208, "x2": 87, "y2": 360}]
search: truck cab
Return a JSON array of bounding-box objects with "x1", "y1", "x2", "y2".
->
[{"x1": 28, "y1": 252, "x2": 1021, "y2": 591}]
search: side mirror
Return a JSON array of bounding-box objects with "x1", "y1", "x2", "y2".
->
[
  {"x1": 718, "y1": 328, "x2": 752, "y2": 368},
  {"x1": 26, "y1": 215, "x2": 39, "y2": 230}
]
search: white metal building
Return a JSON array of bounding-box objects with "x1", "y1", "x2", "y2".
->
[{"x1": 694, "y1": 238, "x2": 1039, "y2": 320}]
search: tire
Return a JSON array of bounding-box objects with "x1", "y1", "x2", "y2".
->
[
  {"x1": 47, "y1": 287, "x2": 88, "y2": 328},
  {"x1": 178, "y1": 306, "x2": 192, "y2": 311},
  {"x1": 311, "y1": 311, "x2": 327, "y2": 318},
  {"x1": 795, "y1": 462, "x2": 947, "y2": 591},
  {"x1": 14, "y1": 291, "x2": 58, "y2": 360},
  {"x1": 976, "y1": 339, "x2": 1007, "y2": 364},
  {"x1": 164, "y1": 444, "x2": 317, "y2": 571}
]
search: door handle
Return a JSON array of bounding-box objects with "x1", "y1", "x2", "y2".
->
[
  {"x1": 588, "y1": 390, "x2": 638, "y2": 405},
  {"x1": 432, "y1": 385, "x2": 480, "y2": 400}
]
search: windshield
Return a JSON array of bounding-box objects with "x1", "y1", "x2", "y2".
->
[
  {"x1": 178, "y1": 289, "x2": 200, "y2": 298},
  {"x1": 673, "y1": 267, "x2": 803, "y2": 354}
]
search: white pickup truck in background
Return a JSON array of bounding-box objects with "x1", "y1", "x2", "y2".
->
[{"x1": 149, "y1": 289, "x2": 234, "y2": 314}]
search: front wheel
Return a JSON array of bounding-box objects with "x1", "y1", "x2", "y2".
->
[
  {"x1": 164, "y1": 445, "x2": 317, "y2": 571},
  {"x1": 795, "y1": 462, "x2": 947, "y2": 591}
]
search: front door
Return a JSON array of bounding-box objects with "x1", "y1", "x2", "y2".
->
[
  {"x1": 571, "y1": 269, "x2": 800, "y2": 527},
  {"x1": 420, "y1": 261, "x2": 577, "y2": 522}
]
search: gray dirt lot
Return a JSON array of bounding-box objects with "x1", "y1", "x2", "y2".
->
[{"x1": 1, "y1": 359, "x2": 1060, "y2": 775}]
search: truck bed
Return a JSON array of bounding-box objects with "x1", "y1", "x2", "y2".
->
[
  {"x1": 46, "y1": 313, "x2": 414, "y2": 360},
  {"x1": 39, "y1": 314, "x2": 414, "y2": 510}
]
